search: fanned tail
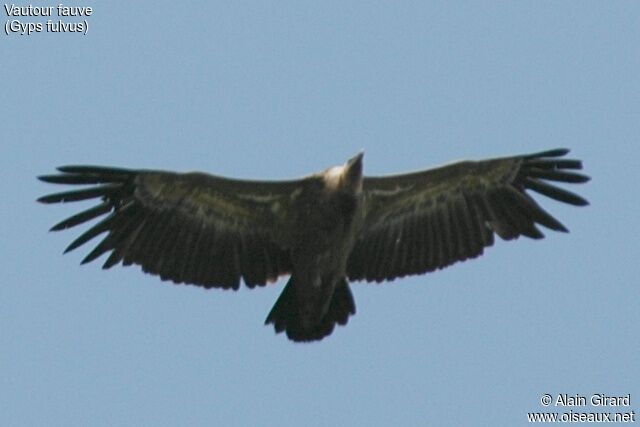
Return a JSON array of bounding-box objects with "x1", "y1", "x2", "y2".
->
[{"x1": 265, "y1": 277, "x2": 355, "y2": 342}]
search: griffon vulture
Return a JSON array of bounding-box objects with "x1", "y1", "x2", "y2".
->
[{"x1": 38, "y1": 148, "x2": 589, "y2": 342}]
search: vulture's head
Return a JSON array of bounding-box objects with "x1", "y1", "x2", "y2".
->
[{"x1": 322, "y1": 152, "x2": 364, "y2": 193}]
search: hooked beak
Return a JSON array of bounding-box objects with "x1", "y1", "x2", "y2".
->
[
  {"x1": 346, "y1": 151, "x2": 364, "y2": 173},
  {"x1": 345, "y1": 151, "x2": 364, "y2": 190}
]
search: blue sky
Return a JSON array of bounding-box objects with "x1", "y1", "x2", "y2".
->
[{"x1": 2, "y1": 2, "x2": 638, "y2": 426}]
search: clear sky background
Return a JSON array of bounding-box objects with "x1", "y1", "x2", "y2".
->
[{"x1": 2, "y1": 2, "x2": 638, "y2": 426}]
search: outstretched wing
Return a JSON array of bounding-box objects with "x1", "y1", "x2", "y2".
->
[
  {"x1": 38, "y1": 166, "x2": 301, "y2": 289},
  {"x1": 347, "y1": 148, "x2": 589, "y2": 282}
]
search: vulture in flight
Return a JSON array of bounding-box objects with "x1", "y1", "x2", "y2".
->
[{"x1": 38, "y1": 148, "x2": 589, "y2": 342}]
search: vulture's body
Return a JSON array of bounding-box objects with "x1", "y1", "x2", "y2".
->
[{"x1": 39, "y1": 149, "x2": 589, "y2": 342}]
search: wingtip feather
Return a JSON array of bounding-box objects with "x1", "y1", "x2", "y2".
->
[
  {"x1": 56, "y1": 165, "x2": 133, "y2": 175},
  {"x1": 525, "y1": 148, "x2": 570, "y2": 159},
  {"x1": 37, "y1": 195, "x2": 54, "y2": 204},
  {"x1": 38, "y1": 175, "x2": 57, "y2": 183}
]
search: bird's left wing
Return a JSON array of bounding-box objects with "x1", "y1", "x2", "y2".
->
[
  {"x1": 38, "y1": 166, "x2": 303, "y2": 289},
  {"x1": 347, "y1": 149, "x2": 589, "y2": 282}
]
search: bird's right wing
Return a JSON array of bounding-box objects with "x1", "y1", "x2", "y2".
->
[
  {"x1": 347, "y1": 149, "x2": 589, "y2": 282},
  {"x1": 38, "y1": 166, "x2": 305, "y2": 289}
]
